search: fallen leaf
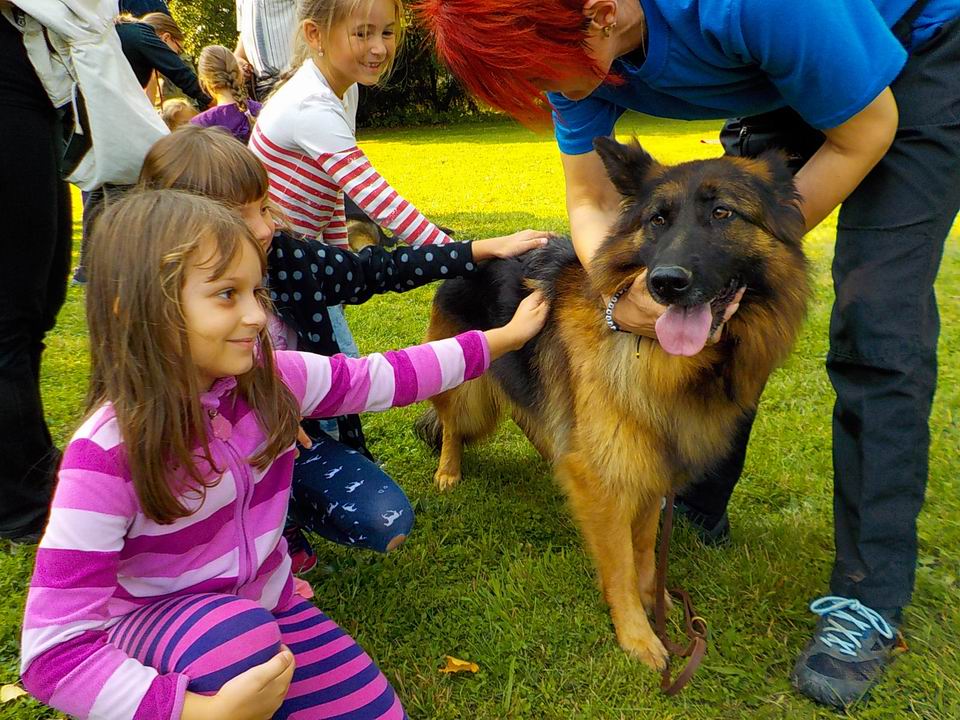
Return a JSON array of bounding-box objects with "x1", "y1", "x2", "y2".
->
[
  {"x1": 893, "y1": 633, "x2": 909, "y2": 656},
  {"x1": 1, "y1": 684, "x2": 28, "y2": 703},
  {"x1": 439, "y1": 655, "x2": 479, "y2": 674}
]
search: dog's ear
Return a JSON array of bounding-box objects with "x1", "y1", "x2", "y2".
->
[
  {"x1": 754, "y1": 150, "x2": 805, "y2": 245},
  {"x1": 593, "y1": 136, "x2": 658, "y2": 198}
]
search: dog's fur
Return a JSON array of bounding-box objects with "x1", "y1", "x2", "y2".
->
[{"x1": 416, "y1": 138, "x2": 810, "y2": 669}]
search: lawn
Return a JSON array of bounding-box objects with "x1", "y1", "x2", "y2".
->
[{"x1": 2, "y1": 115, "x2": 958, "y2": 719}]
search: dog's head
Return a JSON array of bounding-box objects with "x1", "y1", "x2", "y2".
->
[{"x1": 591, "y1": 136, "x2": 807, "y2": 356}]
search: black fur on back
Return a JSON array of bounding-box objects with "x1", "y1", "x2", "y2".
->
[{"x1": 432, "y1": 238, "x2": 582, "y2": 413}]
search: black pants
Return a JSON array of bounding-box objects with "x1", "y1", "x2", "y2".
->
[
  {"x1": 0, "y1": 105, "x2": 72, "y2": 536},
  {"x1": 680, "y1": 19, "x2": 960, "y2": 612}
]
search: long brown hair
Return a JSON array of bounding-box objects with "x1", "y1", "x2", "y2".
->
[
  {"x1": 198, "y1": 44, "x2": 252, "y2": 114},
  {"x1": 86, "y1": 189, "x2": 300, "y2": 524}
]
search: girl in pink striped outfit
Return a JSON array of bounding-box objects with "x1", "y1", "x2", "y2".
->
[{"x1": 20, "y1": 189, "x2": 548, "y2": 720}]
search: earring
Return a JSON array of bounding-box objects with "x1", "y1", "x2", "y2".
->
[
  {"x1": 601, "y1": 22, "x2": 617, "y2": 38},
  {"x1": 318, "y1": 48, "x2": 324, "y2": 57}
]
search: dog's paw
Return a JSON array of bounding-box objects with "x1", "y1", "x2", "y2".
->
[
  {"x1": 639, "y1": 587, "x2": 673, "y2": 616},
  {"x1": 618, "y1": 628, "x2": 669, "y2": 671},
  {"x1": 434, "y1": 471, "x2": 462, "y2": 491}
]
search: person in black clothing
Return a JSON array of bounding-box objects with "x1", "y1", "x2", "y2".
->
[
  {"x1": 138, "y1": 126, "x2": 551, "y2": 569},
  {"x1": 115, "y1": 13, "x2": 210, "y2": 109},
  {"x1": 0, "y1": 6, "x2": 72, "y2": 543}
]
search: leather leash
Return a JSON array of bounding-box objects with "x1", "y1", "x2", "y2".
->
[{"x1": 653, "y1": 490, "x2": 708, "y2": 696}]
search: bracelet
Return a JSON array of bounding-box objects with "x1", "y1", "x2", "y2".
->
[{"x1": 604, "y1": 285, "x2": 631, "y2": 333}]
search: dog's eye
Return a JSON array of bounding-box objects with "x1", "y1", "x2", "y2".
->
[
  {"x1": 712, "y1": 206, "x2": 733, "y2": 220},
  {"x1": 650, "y1": 214, "x2": 666, "y2": 227}
]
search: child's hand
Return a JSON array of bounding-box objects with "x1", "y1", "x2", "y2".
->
[
  {"x1": 471, "y1": 230, "x2": 552, "y2": 261},
  {"x1": 484, "y1": 290, "x2": 550, "y2": 359},
  {"x1": 184, "y1": 646, "x2": 295, "y2": 719}
]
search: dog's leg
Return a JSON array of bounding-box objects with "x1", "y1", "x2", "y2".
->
[
  {"x1": 430, "y1": 375, "x2": 503, "y2": 491},
  {"x1": 557, "y1": 452, "x2": 669, "y2": 670},
  {"x1": 632, "y1": 499, "x2": 673, "y2": 615},
  {"x1": 431, "y1": 389, "x2": 466, "y2": 491}
]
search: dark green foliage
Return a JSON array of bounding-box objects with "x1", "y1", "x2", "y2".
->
[
  {"x1": 358, "y1": 21, "x2": 488, "y2": 127},
  {"x1": 169, "y1": 0, "x2": 238, "y2": 57}
]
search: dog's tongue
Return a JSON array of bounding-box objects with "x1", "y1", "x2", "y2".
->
[{"x1": 655, "y1": 303, "x2": 713, "y2": 356}]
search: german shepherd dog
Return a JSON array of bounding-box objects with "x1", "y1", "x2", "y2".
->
[{"x1": 416, "y1": 137, "x2": 810, "y2": 669}]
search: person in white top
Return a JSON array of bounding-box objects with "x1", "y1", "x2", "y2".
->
[
  {"x1": 234, "y1": 0, "x2": 298, "y2": 99},
  {"x1": 250, "y1": 0, "x2": 549, "y2": 252}
]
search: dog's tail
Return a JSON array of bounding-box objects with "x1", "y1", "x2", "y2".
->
[{"x1": 413, "y1": 407, "x2": 443, "y2": 454}]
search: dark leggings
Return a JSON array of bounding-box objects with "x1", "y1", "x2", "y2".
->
[
  {"x1": 0, "y1": 25, "x2": 71, "y2": 536},
  {"x1": 289, "y1": 433, "x2": 414, "y2": 553}
]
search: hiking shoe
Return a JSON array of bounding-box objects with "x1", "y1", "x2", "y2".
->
[
  {"x1": 673, "y1": 499, "x2": 731, "y2": 546},
  {"x1": 283, "y1": 522, "x2": 318, "y2": 576},
  {"x1": 71, "y1": 266, "x2": 87, "y2": 286},
  {"x1": 791, "y1": 596, "x2": 899, "y2": 709}
]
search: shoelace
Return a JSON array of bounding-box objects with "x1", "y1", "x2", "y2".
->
[{"x1": 810, "y1": 596, "x2": 894, "y2": 657}]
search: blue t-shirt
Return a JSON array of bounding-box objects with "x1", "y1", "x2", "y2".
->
[{"x1": 551, "y1": 0, "x2": 960, "y2": 154}]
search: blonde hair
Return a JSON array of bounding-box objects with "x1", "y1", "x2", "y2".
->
[
  {"x1": 140, "y1": 12, "x2": 185, "y2": 44},
  {"x1": 160, "y1": 98, "x2": 198, "y2": 130},
  {"x1": 283, "y1": 0, "x2": 406, "y2": 89},
  {"x1": 198, "y1": 44, "x2": 251, "y2": 114},
  {"x1": 86, "y1": 189, "x2": 300, "y2": 524}
]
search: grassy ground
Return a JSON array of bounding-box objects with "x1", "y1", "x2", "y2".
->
[{"x1": 1, "y1": 116, "x2": 958, "y2": 719}]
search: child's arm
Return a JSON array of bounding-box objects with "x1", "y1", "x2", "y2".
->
[
  {"x1": 277, "y1": 291, "x2": 549, "y2": 418},
  {"x1": 317, "y1": 147, "x2": 452, "y2": 248},
  {"x1": 268, "y1": 231, "x2": 549, "y2": 319},
  {"x1": 20, "y1": 422, "x2": 190, "y2": 720}
]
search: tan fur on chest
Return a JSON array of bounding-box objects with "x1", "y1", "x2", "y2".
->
[{"x1": 550, "y1": 297, "x2": 743, "y2": 501}]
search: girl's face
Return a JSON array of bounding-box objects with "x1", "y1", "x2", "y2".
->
[
  {"x1": 181, "y1": 236, "x2": 267, "y2": 390},
  {"x1": 308, "y1": 0, "x2": 398, "y2": 95},
  {"x1": 238, "y1": 195, "x2": 277, "y2": 251}
]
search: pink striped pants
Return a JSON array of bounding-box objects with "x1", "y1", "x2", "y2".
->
[{"x1": 106, "y1": 593, "x2": 406, "y2": 719}]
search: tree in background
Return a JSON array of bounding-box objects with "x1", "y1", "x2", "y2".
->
[
  {"x1": 169, "y1": 0, "x2": 236, "y2": 57},
  {"x1": 169, "y1": 1, "x2": 484, "y2": 126}
]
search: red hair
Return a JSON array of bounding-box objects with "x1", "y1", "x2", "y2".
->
[{"x1": 416, "y1": 0, "x2": 607, "y2": 126}]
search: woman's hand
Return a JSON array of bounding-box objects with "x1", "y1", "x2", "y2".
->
[
  {"x1": 605, "y1": 272, "x2": 665, "y2": 339},
  {"x1": 182, "y1": 646, "x2": 295, "y2": 720},
  {"x1": 484, "y1": 290, "x2": 550, "y2": 358},
  {"x1": 608, "y1": 274, "x2": 744, "y2": 346},
  {"x1": 471, "y1": 230, "x2": 552, "y2": 261}
]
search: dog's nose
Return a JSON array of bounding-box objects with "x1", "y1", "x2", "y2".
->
[{"x1": 649, "y1": 265, "x2": 693, "y2": 302}]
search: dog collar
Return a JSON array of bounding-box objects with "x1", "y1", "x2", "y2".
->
[{"x1": 605, "y1": 284, "x2": 632, "y2": 333}]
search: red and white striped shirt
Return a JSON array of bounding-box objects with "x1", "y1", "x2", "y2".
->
[{"x1": 251, "y1": 60, "x2": 451, "y2": 249}]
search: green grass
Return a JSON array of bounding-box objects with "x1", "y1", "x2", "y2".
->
[{"x1": 2, "y1": 115, "x2": 959, "y2": 719}]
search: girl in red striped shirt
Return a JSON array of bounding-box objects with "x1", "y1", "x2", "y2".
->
[{"x1": 250, "y1": 0, "x2": 545, "y2": 252}]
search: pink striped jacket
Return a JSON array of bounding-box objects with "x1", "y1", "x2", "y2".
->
[
  {"x1": 20, "y1": 334, "x2": 489, "y2": 719},
  {"x1": 250, "y1": 60, "x2": 451, "y2": 249}
]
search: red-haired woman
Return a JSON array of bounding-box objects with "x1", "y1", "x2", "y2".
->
[{"x1": 419, "y1": 0, "x2": 960, "y2": 708}]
